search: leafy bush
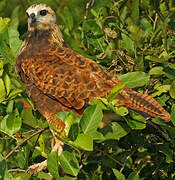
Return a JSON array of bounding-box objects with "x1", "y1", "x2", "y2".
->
[{"x1": 0, "y1": 0, "x2": 175, "y2": 179}]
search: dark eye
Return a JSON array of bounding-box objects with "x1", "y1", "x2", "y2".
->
[{"x1": 40, "y1": 9, "x2": 48, "y2": 16}]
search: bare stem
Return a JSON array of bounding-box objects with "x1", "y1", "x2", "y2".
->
[{"x1": 5, "y1": 127, "x2": 49, "y2": 160}]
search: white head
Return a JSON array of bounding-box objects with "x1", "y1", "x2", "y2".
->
[{"x1": 26, "y1": 4, "x2": 57, "y2": 31}]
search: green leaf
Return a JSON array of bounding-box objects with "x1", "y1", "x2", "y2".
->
[
  {"x1": 8, "y1": 88, "x2": 23, "y2": 99},
  {"x1": 108, "y1": 83, "x2": 125, "y2": 101},
  {"x1": 82, "y1": 19, "x2": 104, "y2": 37},
  {"x1": 100, "y1": 122, "x2": 130, "y2": 140},
  {"x1": 128, "y1": 172, "x2": 140, "y2": 180},
  {"x1": 37, "y1": 172, "x2": 52, "y2": 180},
  {"x1": 152, "y1": 117, "x2": 168, "y2": 126},
  {"x1": 89, "y1": 99, "x2": 108, "y2": 110},
  {"x1": 4, "y1": 73, "x2": 11, "y2": 95},
  {"x1": 7, "y1": 108, "x2": 22, "y2": 134},
  {"x1": 58, "y1": 151, "x2": 79, "y2": 177},
  {"x1": 158, "y1": 144, "x2": 173, "y2": 163},
  {"x1": 63, "y1": 7, "x2": 74, "y2": 31},
  {"x1": 12, "y1": 173, "x2": 30, "y2": 180},
  {"x1": 16, "y1": 151, "x2": 26, "y2": 169},
  {"x1": 56, "y1": 111, "x2": 80, "y2": 135},
  {"x1": 57, "y1": 178, "x2": 76, "y2": 180},
  {"x1": 131, "y1": 0, "x2": 139, "y2": 24},
  {"x1": 88, "y1": 131, "x2": 104, "y2": 140},
  {"x1": 145, "y1": 55, "x2": 169, "y2": 63},
  {"x1": 128, "y1": 111, "x2": 146, "y2": 129},
  {"x1": 0, "y1": 59, "x2": 3, "y2": 77},
  {"x1": 151, "y1": 85, "x2": 170, "y2": 97},
  {"x1": 163, "y1": 66, "x2": 175, "y2": 79},
  {"x1": 127, "y1": 119, "x2": 146, "y2": 130},
  {"x1": 73, "y1": 134, "x2": 93, "y2": 151},
  {"x1": 80, "y1": 105, "x2": 102, "y2": 135},
  {"x1": 47, "y1": 151, "x2": 60, "y2": 179},
  {"x1": 0, "y1": 40, "x2": 12, "y2": 64},
  {"x1": 112, "y1": 169, "x2": 125, "y2": 180},
  {"x1": 1, "y1": 108, "x2": 22, "y2": 134},
  {"x1": 121, "y1": 33, "x2": 135, "y2": 53},
  {"x1": 170, "y1": 80, "x2": 175, "y2": 99},
  {"x1": 0, "y1": 78, "x2": 6, "y2": 102},
  {"x1": 8, "y1": 6, "x2": 23, "y2": 58},
  {"x1": 156, "y1": 94, "x2": 170, "y2": 106},
  {"x1": 0, "y1": 17, "x2": 10, "y2": 33},
  {"x1": 4, "y1": 169, "x2": 13, "y2": 180},
  {"x1": 0, "y1": 154, "x2": 6, "y2": 180},
  {"x1": 6, "y1": 100, "x2": 14, "y2": 113},
  {"x1": 171, "y1": 104, "x2": 175, "y2": 126},
  {"x1": 68, "y1": 123, "x2": 80, "y2": 141},
  {"x1": 118, "y1": 72, "x2": 150, "y2": 88},
  {"x1": 22, "y1": 109, "x2": 37, "y2": 128},
  {"x1": 149, "y1": 66, "x2": 164, "y2": 75},
  {"x1": 116, "y1": 107, "x2": 128, "y2": 117}
]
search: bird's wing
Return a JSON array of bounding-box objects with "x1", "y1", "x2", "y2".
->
[{"x1": 21, "y1": 46, "x2": 119, "y2": 111}]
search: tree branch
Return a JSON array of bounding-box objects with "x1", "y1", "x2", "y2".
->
[{"x1": 5, "y1": 127, "x2": 49, "y2": 160}]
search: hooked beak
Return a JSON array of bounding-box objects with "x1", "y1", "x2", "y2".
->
[{"x1": 29, "y1": 13, "x2": 36, "y2": 25}]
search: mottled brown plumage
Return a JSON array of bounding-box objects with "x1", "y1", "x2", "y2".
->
[{"x1": 17, "y1": 4, "x2": 170, "y2": 132}]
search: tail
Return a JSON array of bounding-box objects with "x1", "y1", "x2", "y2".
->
[{"x1": 116, "y1": 86, "x2": 171, "y2": 122}]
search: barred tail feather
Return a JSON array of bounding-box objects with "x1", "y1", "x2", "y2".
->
[{"x1": 117, "y1": 87, "x2": 171, "y2": 122}]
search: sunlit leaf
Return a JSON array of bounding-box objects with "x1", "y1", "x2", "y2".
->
[
  {"x1": 47, "y1": 151, "x2": 60, "y2": 179},
  {"x1": 1, "y1": 108, "x2": 22, "y2": 134},
  {"x1": 4, "y1": 73, "x2": 11, "y2": 95},
  {"x1": 58, "y1": 151, "x2": 79, "y2": 176},
  {"x1": 37, "y1": 172, "x2": 52, "y2": 180},
  {"x1": 113, "y1": 169, "x2": 125, "y2": 180},
  {"x1": 108, "y1": 83, "x2": 125, "y2": 101},
  {"x1": 80, "y1": 105, "x2": 103, "y2": 135},
  {"x1": 0, "y1": 17, "x2": 10, "y2": 33},
  {"x1": 0, "y1": 59, "x2": 3, "y2": 77},
  {"x1": 149, "y1": 66, "x2": 164, "y2": 75},
  {"x1": 73, "y1": 133, "x2": 93, "y2": 151},
  {"x1": 6, "y1": 100, "x2": 14, "y2": 113},
  {"x1": 0, "y1": 78, "x2": 6, "y2": 102},
  {"x1": 8, "y1": 88, "x2": 23, "y2": 99},
  {"x1": 128, "y1": 172, "x2": 140, "y2": 180},
  {"x1": 145, "y1": 55, "x2": 169, "y2": 63},
  {"x1": 118, "y1": 72, "x2": 150, "y2": 88},
  {"x1": 116, "y1": 107, "x2": 128, "y2": 117},
  {"x1": 151, "y1": 85, "x2": 170, "y2": 97}
]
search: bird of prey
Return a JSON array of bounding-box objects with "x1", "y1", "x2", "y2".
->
[{"x1": 17, "y1": 3, "x2": 171, "y2": 133}]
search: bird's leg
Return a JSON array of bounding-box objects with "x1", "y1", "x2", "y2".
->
[{"x1": 50, "y1": 128, "x2": 64, "y2": 155}]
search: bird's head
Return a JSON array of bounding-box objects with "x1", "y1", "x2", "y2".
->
[{"x1": 26, "y1": 4, "x2": 57, "y2": 31}]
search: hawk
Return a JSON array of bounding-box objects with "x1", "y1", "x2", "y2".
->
[{"x1": 17, "y1": 4, "x2": 171, "y2": 133}]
